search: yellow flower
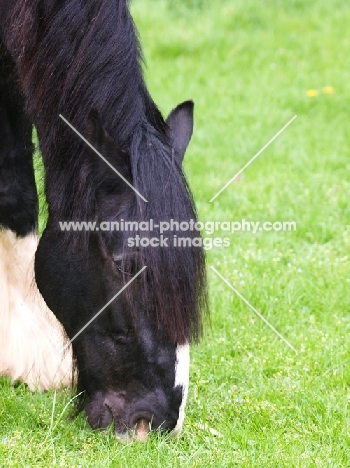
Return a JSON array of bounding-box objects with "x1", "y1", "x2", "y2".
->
[
  {"x1": 307, "y1": 89, "x2": 318, "y2": 97},
  {"x1": 322, "y1": 86, "x2": 335, "y2": 94}
]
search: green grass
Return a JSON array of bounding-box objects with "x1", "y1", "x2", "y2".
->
[{"x1": 2, "y1": 0, "x2": 350, "y2": 465}]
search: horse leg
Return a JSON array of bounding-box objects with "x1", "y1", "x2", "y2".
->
[{"x1": 0, "y1": 46, "x2": 72, "y2": 390}]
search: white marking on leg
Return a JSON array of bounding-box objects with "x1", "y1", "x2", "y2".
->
[
  {"x1": 0, "y1": 230, "x2": 73, "y2": 390},
  {"x1": 172, "y1": 343, "x2": 190, "y2": 436}
]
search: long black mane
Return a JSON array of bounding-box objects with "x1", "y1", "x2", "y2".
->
[{"x1": 5, "y1": 0, "x2": 207, "y2": 344}]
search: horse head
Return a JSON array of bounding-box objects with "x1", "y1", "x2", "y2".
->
[{"x1": 35, "y1": 101, "x2": 205, "y2": 440}]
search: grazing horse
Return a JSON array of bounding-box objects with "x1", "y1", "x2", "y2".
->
[{"x1": 0, "y1": 0, "x2": 207, "y2": 439}]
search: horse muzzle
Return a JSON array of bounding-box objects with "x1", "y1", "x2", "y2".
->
[{"x1": 84, "y1": 391, "x2": 167, "y2": 442}]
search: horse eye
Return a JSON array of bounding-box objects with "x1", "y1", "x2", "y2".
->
[
  {"x1": 114, "y1": 262, "x2": 133, "y2": 276},
  {"x1": 113, "y1": 262, "x2": 125, "y2": 274}
]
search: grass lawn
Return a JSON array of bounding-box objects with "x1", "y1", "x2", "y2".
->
[{"x1": 1, "y1": 0, "x2": 350, "y2": 466}]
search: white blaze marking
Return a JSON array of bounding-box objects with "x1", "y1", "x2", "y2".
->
[
  {"x1": 0, "y1": 230, "x2": 72, "y2": 390},
  {"x1": 172, "y1": 343, "x2": 190, "y2": 436}
]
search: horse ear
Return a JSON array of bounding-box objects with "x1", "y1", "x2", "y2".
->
[
  {"x1": 86, "y1": 107, "x2": 119, "y2": 160},
  {"x1": 166, "y1": 100, "x2": 194, "y2": 165},
  {"x1": 85, "y1": 107, "x2": 131, "y2": 184}
]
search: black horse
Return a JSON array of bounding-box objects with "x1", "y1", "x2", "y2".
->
[{"x1": 0, "y1": 0, "x2": 207, "y2": 439}]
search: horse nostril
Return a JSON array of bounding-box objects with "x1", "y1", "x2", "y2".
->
[{"x1": 134, "y1": 418, "x2": 150, "y2": 442}]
